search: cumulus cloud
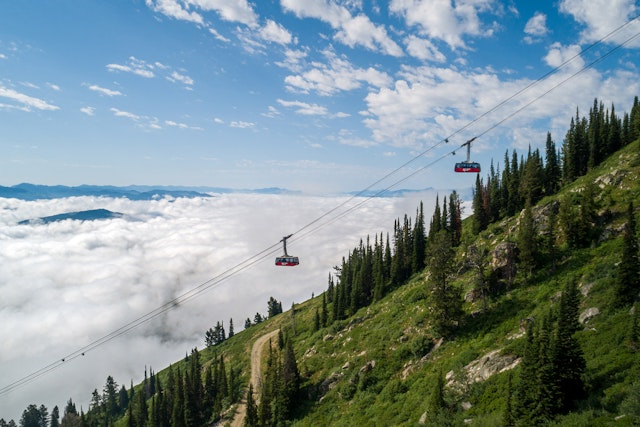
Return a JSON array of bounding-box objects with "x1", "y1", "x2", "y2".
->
[
  {"x1": 390, "y1": 0, "x2": 497, "y2": 50},
  {"x1": 560, "y1": 0, "x2": 640, "y2": 46},
  {"x1": 146, "y1": 0, "x2": 258, "y2": 27},
  {"x1": 524, "y1": 12, "x2": 549, "y2": 44},
  {"x1": 281, "y1": 0, "x2": 403, "y2": 56},
  {"x1": 404, "y1": 35, "x2": 447, "y2": 62},
  {"x1": 360, "y1": 57, "x2": 639, "y2": 151},
  {"x1": 283, "y1": 49, "x2": 392, "y2": 95},
  {"x1": 145, "y1": 0, "x2": 204, "y2": 24},
  {"x1": 0, "y1": 193, "x2": 441, "y2": 420},
  {"x1": 260, "y1": 19, "x2": 294, "y2": 45},
  {"x1": 0, "y1": 85, "x2": 59, "y2": 111}
]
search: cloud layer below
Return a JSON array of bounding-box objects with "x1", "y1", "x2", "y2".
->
[{"x1": 0, "y1": 191, "x2": 439, "y2": 420}]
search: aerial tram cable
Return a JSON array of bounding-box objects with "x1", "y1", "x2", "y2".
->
[{"x1": 3, "y1": 15, "x2": 640, "y2": 399}]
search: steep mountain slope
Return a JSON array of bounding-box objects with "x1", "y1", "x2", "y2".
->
[
  {"x1": 250, "y1": 140, "x2": 640, "y2": 426},
  {"x1": 79, "y1": 139, "x2": 640, "y2": 427}
]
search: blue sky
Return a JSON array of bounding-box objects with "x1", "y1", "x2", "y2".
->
[{"x1": 1, "y1": 0, "x2": 640, "y2": 193}]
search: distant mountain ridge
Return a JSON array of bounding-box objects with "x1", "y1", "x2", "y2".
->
[
  {"x1": 0, "y1": 183, "x2": 300, "y2": 200},
  {"x1": 18, "y1": 209, "x2": 123, "y2": 225},
  {"x1": 0, "y1": 183, "x2": 447, "y2": 200}
]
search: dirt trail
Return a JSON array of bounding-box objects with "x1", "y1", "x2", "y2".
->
[{"x1": 229, "y1": 329, "x2": 279, "y2": 427}]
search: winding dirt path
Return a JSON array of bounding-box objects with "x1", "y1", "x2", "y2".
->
[{"x1": 229, "y1": 329, "x2": 279, "y2": 427}]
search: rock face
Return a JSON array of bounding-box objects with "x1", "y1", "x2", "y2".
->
[
  {"x1": 461, "y1": 349, "x2": 520, "y2": 384},
  {"x1": 491, "y1": 241, "x2": 518, "y2": 269},
  {"x1": 579, "y1": 307, "x2": 600, "y2": 324}
]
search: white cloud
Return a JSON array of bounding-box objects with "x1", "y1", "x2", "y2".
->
[
  {"x1": 260, "y1": 19, "x2": 293, "y2": 45},
  {"x1": 543, "y1": 42, "x2": 584, "y2": 70},
  {"x1": 0, "y1": 85, "x2": 60, "y2": 111},
  {"x1": 390, "y1": 0, "x2": 497, "y2": 49},
  {"x1": 230, "y1": 120, "x2": 256, "y2": 128},
  {"x1": 146, "y1": 0, "x2": 258, "y2": 27},
  {"x1": 559, "y1": 0, "x2": 640, "y2": 46},
  {"x1": 0, "y1": 53, "x2": 6, "y2": 59},
  {"x1": 110, "y1": 107, "x2": 140, "y2": 120},
  {"x1": 360, "y1": 57, "x2": 639, "y2": 151},
  {"x1": 525, "y1": 12, "x2": 548, "y2": 36},
  {"x1": 107, "y1": 57, "x2": 156, "y2": 78},
  {"x1": 189, "y1": 0, "x2": 259, "y2": 26},
  {"x1": 47, "y1": 82, "x2": 61, "y2": 91},
  {"x1": 167, "y1": 71, "x2": 194, "y2": 86},
  {"x1": 277, "y1": 99, "x2": 329, "y2": 115},
  {"x1": 145, "y1": 0, "x2": 204, "y2": 24},
  {"x1": 80, "y1": 106, "x2": 96, "y2": 116},
  {"x1": 404, "y1": 35, "x2": 447, "y2": 62},
  {"x1": 262, "y1": 105, "x2": 281, "y2": 118},
  {"x1": 209, "y1": 27, "x2": 231, "y2": 42},
  {"x1": 281, "y1": 0, "x2": 403, "y2": 56},
  {"x1": 284, "y1": 49, "x2": 392, "y2": 95},
  {"x1": 275, "y1": 48, "x2": 308, "y2": 73},
  {"x1": 524, "y1": 12, "x2": 548, "y2": 44},
  {"x1": 87, "y1": 84, "x2": 123, "y2": 97}
]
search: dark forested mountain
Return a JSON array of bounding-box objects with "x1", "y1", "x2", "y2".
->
[
  {"x1": 0, "y1": 183, "x2": 305, "y2": 201},
  {"x1": 0, "y1": 184, "x2": 212, "y2": 201},
  {"x1": 18, "y1": 209, "x2": 124, "y2": 225}
]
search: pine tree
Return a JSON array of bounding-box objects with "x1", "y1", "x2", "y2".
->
[
  {"x1": 426, "y1": 231, "x2": 463, "y2": 337},
  {"x1": 553, "y1": 277, "x2": 586, "y2": 412},
  {"x1": 513, "y1": 322, "x2": 538, "y2": 424},
  {"x1": 134, "y1": 387, "x2": 148, "y2": 427},
  {"x1": 20, "y1": 404, "x2": 47, "y2": 427},
  {"x1": 449, "y1": 191, "x2": 463, "y2": 246},
  {"x1": 467, "y1": 245, "x2": 489, "y2": 312},
  {"x1": 535, "y1": 313, "x2": 560, "y2": 422},
  {"x1": 544, "y1": 132, "x2": 561, "y2": 195},
  {"x1": 228, "y1": 318, "x2": 234, "y2": 338},
  {"x1": 472, "y1": 175, "x2": 488, "y2": 234},
  {"x1": 103, "y1": 376, "x2": 119, "y2": 419},
  {"x1": 629, "y1": 95, "x2": 640, "y2": 141},
  {"x1": 502, "y1": 372, "x2": 514, "y2": 427},
  {"x1": 426, "y1": 371, "x2": 446, "y2": 423},
  {"x1": 429, "y1": 195, "x2": 442, "y2": 240},
  {"x1": 282, "y1": 337, "x2": 301, "y2": 419},
  {"x1": 412, "y1": 202, "x2": 426, "y2": 272},
  {"x1": 50, "y1": 406, "x2": 60, "y2": 427},
  {"x1": 245, "y1": 384, "x2": 258, "y2": 427},
  {"x1": 171, "y1": 369, "x2": 185, "y2": 427},
  {"x1": 517, "y1": 199, "x2": 538, "y2": 280},
  {"x1": 321, "y1": 293, "x2": 328, "y2": 326},
  {"x1": 627, "y1": 302, "x2": 639, "y2": 351},
  {"x1": 507, "y1": 150, "x2": 521, "y2": 216},
  {"x1": 616, "y1": 202, "x2": 640, "y2": 307}
]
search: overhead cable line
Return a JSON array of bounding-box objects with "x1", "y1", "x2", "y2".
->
[{"x1": 3, "y1": 15, "x2": 640, "y2": 398}]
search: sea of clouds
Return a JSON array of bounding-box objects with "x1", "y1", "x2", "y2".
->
[{"x1": 0, "y1": 191, "x2": 446, "y2": 420}]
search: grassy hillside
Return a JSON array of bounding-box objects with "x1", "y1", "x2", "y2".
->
[{"x1": 118, "y1": 140, "x2": 640, "y2": 426}]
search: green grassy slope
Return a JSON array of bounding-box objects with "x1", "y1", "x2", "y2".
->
[{"x1": 133, "y1": 140, "x2": 640, "y2": 426}]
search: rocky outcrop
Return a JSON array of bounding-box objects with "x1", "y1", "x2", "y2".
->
[
  {"x1": 579, "y1": 307, "x2": 600, "y2": 324},
  {"x1": 447, "y1": 349, "x2": 520, "y2": 387}
]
